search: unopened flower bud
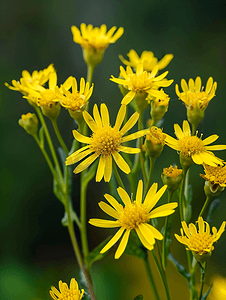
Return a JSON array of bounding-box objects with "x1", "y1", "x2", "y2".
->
[
  {"x1": 41, "y1": 102, "x2": 61, "y2": 120},
  {"x1": 145, "y1": 126, "x2": 166, "y2": 158},
  {"x1": 18, "y1": 113, "x2": 38, "y2": 136},
  {"x1": 150, "y1": 89, "x2": 169, "y2": 125}
]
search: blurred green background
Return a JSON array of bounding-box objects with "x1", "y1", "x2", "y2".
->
[{"x1": 1, "y1": 0, "x2": 226, "y2": 299}]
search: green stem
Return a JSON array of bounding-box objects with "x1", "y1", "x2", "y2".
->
[
  {"x1": 87, "y1": 65, "x2": 95, "y2": 85},
  {"x1": 199, "y1": 196, "x2": 212, "y2": 218},
  {"x1": 192, "y1": 124, "x2": 198, "y2": 136},
  {"x1": 151, "y1": 250, "x2": 171, "y2": 300},
  {"x1": 161, "y1": 189, "x2": 174, "y2": 270},
  {"x1": 198, "y1": 262, "x2": 207, "y2": 300},
  {"x1": 113, "y1": 162, "x2": 125, "y2": 189},
  {"x1": 138, "y1": 111, "x2": 148, "y2": 185},
  {"x1": 51, "y1": 118, "x2": 68, "y2": 155},
  {"x1": 179, "y1": 166, "x2": 189, "y2": 221},
  {"x1": 145, "y1": 157, "x2": 156, "y2": 196},
  {"x1": 64, "y1": 191, "x2": 96, "y2": 300},
  {"x1": 80, "y1": 173, "x2": 89, "y2": 261},
  {"x1": 143, "y1": 255, "x2": 160, "y2": 300},
  {"x1": 35, "y1": 106, "x2": 64, "y2": 185},
  {"x1": 33, "y1": 134, "x2": 57, "y2": 180}
]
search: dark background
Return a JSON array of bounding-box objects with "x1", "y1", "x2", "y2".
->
[{"x1": 1, "y1": 0, "x2": 226, "y2": 299}]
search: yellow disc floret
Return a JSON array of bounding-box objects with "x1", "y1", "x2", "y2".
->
[
  {"x1": 90, "y1": 126, "x2": 122, "y2": 156},
  {"x1": 177, "y1": 135, "x2": 204, "y2": 157},
  {"x1": 119, "y1": 202, "x2": 149, "y2": 229},
  {"x1": 163, "y1": 165, "x2": 183, "y2": 179}
]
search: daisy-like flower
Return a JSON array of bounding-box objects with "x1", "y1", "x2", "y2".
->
[
  {"x1": 5, "y1": 64, "x2": 54, "y2": 96},
  {"x1": 71, "y1": 23, "x2": 124, "y2": 52},
  {"x1": 58, "y1": 77, "x2": 93, "y2": 112},
  {"x1": 165, "y1": 120, "x2": 226, "y2": 167},
  {"x1": 66, "y1": 104, "x2": 148, "y2": 182},
  {"x1": 175, "y1": 217, "x2": 226, "y2": 262},
  {"x1": 89, "y1": 180, "x2": 178, "y2": 259},
  {"x1": 200, "y1": 163, "x2": 226, "y2": 188},
  {"x1": 119, "y1": 49, "x2": 173, "y2": 72},
  {"x1": 176, "y1": 77, "x2": 217, "y2": 112},
  {"x1": 50, "y1": 278, "x2": 84, "y2": 300},
  {"x1": 110, "y1": 64, "x2": 173, "y2": 105}
]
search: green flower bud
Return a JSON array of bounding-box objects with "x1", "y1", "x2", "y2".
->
[
  {"x1": 41, "y1": 102, "x2": 61, "y2": 120},
  {"x1": 144, "y1": 126, "x2": 166, "y2": 158},
  {"x1": 161, "y1": 165, "x2": 183, "y2": 191},
  {"x1": 18, "y1": 113, "x2": 38, "y2": 136}
]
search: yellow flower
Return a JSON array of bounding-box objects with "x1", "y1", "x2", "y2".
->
[
  {"x1": 5, "y1": 64, "x2": 54, "y2": 96},
  {"x1": 119, "y1": 49, "x2": 173, "y2": 72},
  {"x1": 175, "y1": 217, "x2": 226, "y2": 260},
  {"x1": 145, "y1": 127, "x2": 166, "y2": 158},
  {"x1": 176, "y1": 77, "x2": 217, "y2": 112},
  {"x1": 89, "y1": 180, "x2": 178, "y2": 259},
  {"x1": 66, "y1": 104, "x2": 148, "y2": 182},
  {"x1": 71, "y1": 23, "x2": 124, "y2": 68},
  {"x1": 58, "y1": 77, "x2": 93, "y2": 112},
  {"x1": 71, "y1": 23, "x2": 124, "y2": 51},
  {"x1": 165, "y1": 120, "x2": 226, "y2": 166},
  {"x1": 163, "y1": 165, "x2": 183, "y2": 179},
  {"x1": 18, "y1": 113, "x2": 38, "y2": 136},
  {"x1": 200, "y1": 163, "x2": 226, "y2": 188},
  {"x1": 49, "y1": 278, "x2": 84, "y2": 300},
  {"x1": 110, "y1": 64, "x2": 173, "y2": 105}
]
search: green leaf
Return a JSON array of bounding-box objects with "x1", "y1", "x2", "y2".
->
[
  {"x1": 86, "y1": 236, "x2": 112, "y2": 266},
  {"x1": 124, "y1": 230, "x2": 147, "y2": 260},
  {"x1": 61, "y1": 200, "x2": 80, "y2": 227},
  {"x1": 83, "y1": 160, "x2": 98, "y2": 186},
  {"x1": 39, "y1": 126, "x2": 45, "y2": 147},
  {"x1": 53, "y1": 176, "x2": 64, "y2": 204},
  {"x1": 58, "y1": 147, "x2": 66, "y2": 166},
  {"x1": 168, "y1": 253, "x2": 190, "y2": 281},
  {"x1": 133, "y1": 295, "x2": 143, "y2": 300},
  {"x1": 206, "y1": 199, "x2": 220, "y2": 223},
  {"x1": 201, "y1": 284, "x2": 213, "y2": 300}
]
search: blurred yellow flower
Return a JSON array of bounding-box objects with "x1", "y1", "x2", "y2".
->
[
  {"x1": 66, "y1": 104, "x2": 148, "y2": 182},
  {"x1": 89, "y1": 180, "x2": 177, "y2": 259},
  {"x1": 165, "y1": 120, "x2": 226, "y2": 166},
  {"x1": 119, "y1": 49, "x2": 173, "y2": 72},
  {"x1": 50, "y1": 278, "x2": 84, "y2": 300},
  {"x1": 175, "y1": 217, "x2": 226, "y2": 260},
  {"x1": 5, "y1": 64, "x2": 54, "y2": 96},
  {"x1": 176, "y1": 77, "x2": 217, "y2": 112},
  {"x1": 71, "y1": 23, "x2": 124, "y2": 51},
  {"x1": 110, "y1": 64, "x2": 173, "y2": 105}
]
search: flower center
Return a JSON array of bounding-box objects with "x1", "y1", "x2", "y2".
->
[
  {"x1": 119, "y1": 202, "x2": 149, "y2": 229},
  {"x1": 180, "y1": 91, "x2": 209, "y2": 111},
  {"x1": 90, "y1": 126, "x2": 122, "y2": 156},
  {"x1": 62, "y1": 93, "x2": 86, "y2": 111},
  {"x1": 178, "y1": 135, "x2": 204, "y2": 157},
  {"x1": 127, "y1": 72, "x2": 154, "y2": 92},
  {"x1": 38, "y1": 90, "x2": 59, "y2": 106},
  {"x1": 59, "y1": 290, "x2": 80, "y2": 300},
  {"x1": 188, "y1": 232, "x2": 213, "y2": 254},
  {"x1": 163, "y1": 165, "x2": 183, "y2": 179}
]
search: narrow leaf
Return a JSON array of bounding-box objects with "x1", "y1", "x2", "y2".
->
[
  {"x1": 206, "y1": 199, "x2": 220, "y2": 223},
  {"x1": 168, "y1": 253, "x2": 190, "y2": 281},
  {"x1": 201, "y1": 284, "x2": 213, "y2": 300}
]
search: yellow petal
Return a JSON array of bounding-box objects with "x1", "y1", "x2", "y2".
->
[
  {"x1": 100, "y1": 103, "x2": 110, "y2": 126},
  {"x1": 72, "y1": 129, "x2": 91, "y2": 144},
  {"x1": 144, "y1": 223, "x2": 163, "y2": 240},
  {"x1": 198, "y1": 217, "x2": 204, "y2": 233},
  {"x1": 98, "y1": 201, "x2": 120, "y2": 219},
  {"x1": 182, "y1": 120, "x2": 191, "y2": 136},
  {"x1": 136, "y1": 180, "x2": 143, "y2": 205},
  {"x1": 118, "y1": 145, "x2": 140, "y2": 154},
  {"x1": 100, "y1": 227, "x2": 125, "y2": 253},
  {"x1": 136, "y1": 226, "x2": 154, "y2": 251},
  {"x1": 146, "y1": 185, "x2": 167, "y2": 212},
  {"x1": 83, "y1": 110, "x2": 98, "y2": 132},
  {"x1": 112, "y1": 152, "x2": 130, "y2": 174},
  {"x1": 181, "y1": 79, "x2": 188, "y2": 92},
  {"x1": 191, "y1": 154, "x2": 203, "y2": 164},
  {"x1": 175, "y1": 84, "x2": 181, "y2": 97},
  {"x1": 104, "y1": 194, "x2": 123, "y2": 212},
  {"x1": 66, "y1": 148, "x2": 92, "y2": 165},
  {"x1": 120, "y1": 111, "x2": 139, "y2": 135},
  {"x1": 115, "y1": 229, "x2": 131, "y2": 259},
  {"x1": 49, "y1": 72, "x2": 57, "y2": 90},
  {"x1": 104, "y1": 155, "x2": 112, "y2": 182},
  {"x1": 122, "y1": 129, "x2": 149, "y2": 143},
  {"x1": 182, "y1": 221, "x2": 191, "y2": 238},
  {"x1": 174, "y1": 124, "x2": 184, "y2": 139},
  {"x1": 93, "y1": 104, "x2": 102, "y2": 127},
  {"x1": 143, "y1": 183, "x2": 158, "y2": 207},
  {"x1": 195, "y1": 76, "x2": 201, "y2": 92},
  {"x1": 114, "y1": 104, "x2": 126, "y2": 131},
  {"x1": 121, "y1": 90, "x2": 136, "y2": 105},
  {"x1": 89, "y1": 219, "x2": 120, "y2": 228},
  {"x1": 188, "y1": 78, "x2": 194, "y2": 92},
  {"x1": 117, "y1": 186, "x2": 131, "y2": 206},
  {"x1": 202, "y1": 134, "x2": 219, "y2": 145},
  {"x1": 189, "y1": 223, "x2": 197, "y2": 235},
  {"x1": 138, "y1": 223, "x2": 155, "y2": 244},
  {"x1": 148, "y1": 202, "x2": 178, "y2": 218},
  {"x1": 73, "y1": 153, "x2": 99, "y2": 173},
  {"x1": 96, "y1": 155, "x2": 105, "y2": 182},
  {"x1": 205, "y1": 77, "x2": 213, "y2": 94}
]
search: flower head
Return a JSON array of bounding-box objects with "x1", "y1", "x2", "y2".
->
[
  {"x1": 89, "y1": 180, "x2": 177, "y2": 259},
  {"x1": 18, "y1": 113, "x2": 38, "y2": 136},
  {"x1": 66, "y1": 104, "x2": 148, "y2": 182},
  {"x1": 200, "y1": 163, "x2": 226, "y2": 188},
  {"x1": 176, "y1": 77, "x2": 217, "y2": 112},
  {"x1": 58, "y1": 77, "x2": 93, "y2": 112},
  {"x1": 5, "y1": 64, "x2": 54, "y2": 96},
  {"x1": 165, "y1": 120, "x2": 226, "y2": 167},
  {"x1": 119, "y1": 49, "x2": 173, "y2": 72},
  {"x1": 110, "y1": 64, "x2": 173, "y2": 105},
  {"x1": 71, "y1": 23, "x2": 124, "y2": 68},
  {"x1": 49, "y1": 278, "x2": 84, "y2": 300},
  {"x1": 175, "y1": 217, "x2": 226, "y2": 262},
  {"x1": 161, "y1": 165, "x2": 183, "y2": 191}
]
